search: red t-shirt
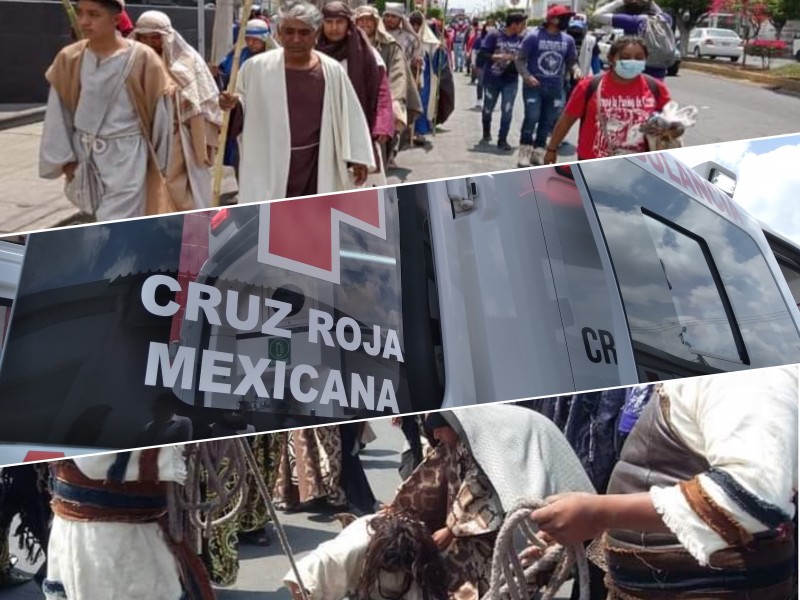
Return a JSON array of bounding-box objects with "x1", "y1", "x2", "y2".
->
[{"x1": 565, "y1": 73, "x2": 671, "y2": 160}]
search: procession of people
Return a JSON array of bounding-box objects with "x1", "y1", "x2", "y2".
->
[
  {"x1": 36, "y1": 0, "x2": 696, "y2": 223},
  {"x1": 1, "y1": 365, "x2": 796, "y2": 600}
]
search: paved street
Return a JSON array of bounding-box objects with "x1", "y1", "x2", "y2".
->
[
  {"x1": 2, "y1": 418, "x2": 574, "y2": 599},
  {"x1": 1, "y1": 64, "x2": 799, "y2": 234}
]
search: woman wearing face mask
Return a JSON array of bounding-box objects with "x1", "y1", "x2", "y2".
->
[{"x1": 543, "y1": 35, "x2": 671, "y2": 164}]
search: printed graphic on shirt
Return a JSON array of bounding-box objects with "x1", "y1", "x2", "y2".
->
[
  {"x1": 593, "y1": 92, "x2": 656, "y2": 156},
  {"x1": 536, "y1": 38, "x2": 571, "y2": 77},
  {"x1": 490, "y1": 35, "x2": 523, "y2": 77}
]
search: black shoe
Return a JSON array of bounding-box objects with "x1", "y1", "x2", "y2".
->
[
  {"x1": 498, "y1": 140, "x2": 512, "y2": 151},
  {"x1": 480, "y1": 136, "x2": 492, "y2": 145}
]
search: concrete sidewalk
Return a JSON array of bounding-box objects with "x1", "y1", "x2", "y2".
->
[{"x1": 0, "y1": 105, "x2": 46, "y2": 132}]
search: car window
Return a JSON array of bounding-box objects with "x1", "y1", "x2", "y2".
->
[{"x1": 709, "y1": 29, "x2": 739, "y2": 38}]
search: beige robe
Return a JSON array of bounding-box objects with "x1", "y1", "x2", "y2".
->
[{"x1": 43, "y1": 40, "x2": 175, "y2": 217}]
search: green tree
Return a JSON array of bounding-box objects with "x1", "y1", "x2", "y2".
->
[
  {"x1": 426, "y1": 6, "x2": 444, "y2": 19},
  {"x1": 765, "y1": 0, "x2": 788, "y2": 39},
  {"x1": 657, "y1": 0, "x2": 712, "y2": 56}
]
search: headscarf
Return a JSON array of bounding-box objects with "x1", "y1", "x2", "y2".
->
[
  {"x1": 117, "y1": 9, "x2": 134, "y2": 37},
  {"x1": 133, "y1": 10, "x2": 223, "y2": 126},
  {"x1": 317, "y1": 1, "x2": 381, "y2": 132},
  {"x1": 442, "y1": 405, "x2": 596, "y2": 513},
  {"x1": 244, "y1": 18, "x2": 271, "y2": 41},
  {"x1": 355, "y1": 4, "x2": 394, "y2": 45},
  {"x1": 382, "y1": 2, "x2": 418, "y2": 38}
]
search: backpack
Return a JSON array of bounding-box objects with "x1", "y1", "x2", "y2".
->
[
  {"x1": 642, "y1": 14, "x2": 677, "y2": 69},
  {"x1": 581, "y1": 74, "x2": 661, "y2": 122}
]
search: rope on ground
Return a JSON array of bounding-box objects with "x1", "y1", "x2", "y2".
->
[{"x1": 482, "y1": 499, "x2": 590, "y2": 600}]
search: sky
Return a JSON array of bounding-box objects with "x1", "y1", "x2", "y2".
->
[{"x1": 667, "y1": 135, "x2": 800, "y2": 245}]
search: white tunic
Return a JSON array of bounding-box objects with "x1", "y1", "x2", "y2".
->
[
  {"x1": 236, "y1": 49, "x2": 375, "y2": 203},
  {"x1": 649, "y1": 364, "x2": 798, "y2": 566},
  {"x1": 283, "y1": 515, "x2": 426, "y2": 600},
  {"x1": 44, "y1": 448, "x2": 187, "y2": 600},
  {"x1": 39, "y1": 43, "x2": 172, "y2": 221}
]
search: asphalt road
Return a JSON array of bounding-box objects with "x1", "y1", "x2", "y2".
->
[
  {"x1": 1, "y1": 64, "x2": 798, "y2": 235},
  {"x1": 386, "y1": 65, "x2": 800, "y2": 185},
  {"x1": 2, "y1": 418, "x2": 573, "y2": 599}
]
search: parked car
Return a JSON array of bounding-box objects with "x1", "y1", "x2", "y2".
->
[{"x1": 688, "y1": 27, "x2": 743, "y2": 61}]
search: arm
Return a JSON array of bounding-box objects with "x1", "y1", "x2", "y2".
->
[
  {"x1": 543, "y1": 112, "x2": 578, "y2": 163},
  {"x1": 39, "y1": 87, "x2": 77, "y2": 180},
  {"x1": 592, "y1": 0, "x2": 625, "y2": 22},
  {"x1": 531, "y1": 492, "x2": 669, "y2": 544},
  {"x1": 648, "y1": 370, "x2": 797, "y2": 565},
  {"x1": 515, "y1": 37, "x2": 538, "y2": 84},
  {"x1": 151, "y1": 94, "x2": 173, "y2": 174},
  {"x1": 373, "y1": 70, "x2": 395, "y2": 141}
]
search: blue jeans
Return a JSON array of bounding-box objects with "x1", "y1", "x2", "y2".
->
[
  {"x1": 482, "y1": 78, "x2": 518, "y2": 142},
  {"x1": 520, "y1": 84, "x2": 565, "y2": 147},
  {"x1": 454, "y1": 42, "x2": 466, "y2": 71}
]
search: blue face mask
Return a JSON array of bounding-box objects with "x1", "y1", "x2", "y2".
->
[{"x1": 614, "y1": 59, "x2": 646, "y2": 79}]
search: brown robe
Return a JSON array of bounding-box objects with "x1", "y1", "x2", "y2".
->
[{"x1": 45, "y1": 40, "x2": 175, "y2": 215}]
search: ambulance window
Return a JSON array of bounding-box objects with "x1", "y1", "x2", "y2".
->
[
  {"x1": 642, "y1": 211, "x2": 743, "y2": 364},
  {"x1": 581, "y1": 158, "x2": 800, "y2": 379}
]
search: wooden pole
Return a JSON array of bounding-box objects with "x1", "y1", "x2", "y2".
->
[
  {"x1": 211, "y1": 0, "x2": 256, "y2": 207},
  {"x1": 430, "y1": 0, "x2": 448, "y2": 135},
  {"x1": 62, "y1": 0, "x2": 83, "y2": 39}
]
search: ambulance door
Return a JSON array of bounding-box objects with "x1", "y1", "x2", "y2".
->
[
  {"x1": 425, "y1": 171, "x2": 574, "y2": 406},
  {"x1": 528, "y1": 166, "x2": 638, "y2": 393}
]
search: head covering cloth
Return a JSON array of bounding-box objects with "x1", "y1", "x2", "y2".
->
[
  {"x1": 317, "y1": 1, "x2": 381, "y2": 133},
  {"x1": 133, "y1": 10, "x2": 223, "y2": 126},
  {"x1": 441, "y1": 405, "x2": 596, "y2": 513}
]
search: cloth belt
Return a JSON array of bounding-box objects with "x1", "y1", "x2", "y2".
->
[
  {"x1": 50, "y1": 458, "x2": 215, "y2": 600},
  {"x1": 603, "y1": 531, "x2": 796, "y2": 599}
]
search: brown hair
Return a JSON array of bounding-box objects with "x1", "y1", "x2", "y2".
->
[
  {"x1": 608, "y1": 35, "x2": 649, "y2": 60},
  {"x1": 356, "y1": 512, "x2": 449, "y2": 600}
]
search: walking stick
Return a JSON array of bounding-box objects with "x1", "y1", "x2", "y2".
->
[
  {"x1": 234, "y1": 437, "x2": 311, "y2": 600},
  {"x1": 61, "y1": 0, "x2": 83, "y2": 39},
  {"x1": 211, "y1": 0, "x2": 256, "y2": 208},
  {"x1": 430, "y1": 0, "x2": 448, "y2": 136}
]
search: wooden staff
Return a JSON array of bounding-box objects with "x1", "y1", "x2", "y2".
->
[
  {"x1": 62, "y1": 0, "x2": 83, "y2": 39},
  {"x1": 430, "y1": 0, "x2": 449, "y2": 136},
  {"x1": 211, "y1": 0, "x2": 256, "y2": 207}
]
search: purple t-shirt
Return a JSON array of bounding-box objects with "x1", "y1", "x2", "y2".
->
[
  {"x1": 480, "y1": 28, "x2": 524, "y2": 84},
  {"x1": 520, "y1": 28, "x2": 576, "y2": 88}
]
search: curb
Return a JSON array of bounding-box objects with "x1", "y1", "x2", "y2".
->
[
  {"x1": 682, "y1": 60, "x2": 800, "y2": 95},
  {"x1": 0, "y1": 107, "x2": 46, "y2": 132}
]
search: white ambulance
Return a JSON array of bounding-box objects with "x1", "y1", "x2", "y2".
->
[{"x1": 1, "y1": 153, "x2": 799, "y2": 465}]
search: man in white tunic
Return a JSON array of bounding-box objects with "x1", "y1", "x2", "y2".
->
[
  {"x1": 44, "y1": 447, "x2": 215, "y2": 600},
  {"x1": 39, "y1": 0, "x2": 173, "y2": 221},
  {"x1": 531, "y1": 365, "x2": 798, "y2": 599},
  {"x1": 133, "y1": 10, "x2": 223, "y2": 210},
  {"x1": 219, "y1": 2, "x2": 374, "y2": 203}
]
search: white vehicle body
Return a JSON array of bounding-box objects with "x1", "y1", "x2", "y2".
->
[
  {"x1": 1, "y1": 156, "x2": 800, "y2": 466},
  {"x1": 689, "y1": 27, "x2": 743, "y2": 60}
]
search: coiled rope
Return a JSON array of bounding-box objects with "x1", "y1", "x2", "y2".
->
[
  {"x1": 482, "y1": 499, "x2": 590, "y2": 600},
  {"x1": 166, "y1": 436, "x2": 310, "y2": 600}
]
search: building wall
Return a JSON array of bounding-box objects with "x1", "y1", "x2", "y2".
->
[{"x1": 0, "y1": 1, "x2": 215, "y2": 104}]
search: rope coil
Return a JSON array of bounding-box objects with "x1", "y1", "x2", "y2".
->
[
  {"x1": 483, "y1": 499, "x2": 590, "y2": 600},
  {"x1": 166, "y1": 437, "x2": 310, "y2": 600}
]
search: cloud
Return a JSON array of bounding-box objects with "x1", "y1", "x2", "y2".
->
[{"x1": 668, "y1": 141, "x2": 800, "y2": 245}]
